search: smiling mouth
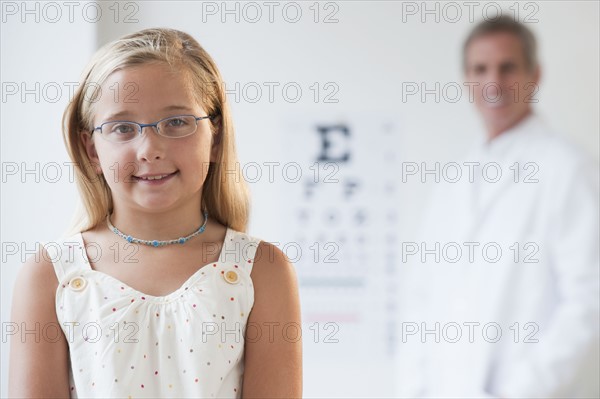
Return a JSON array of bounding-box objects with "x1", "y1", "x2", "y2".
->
[{"x1": 132, "y1": 171, "x2": 179, "y2": 181}]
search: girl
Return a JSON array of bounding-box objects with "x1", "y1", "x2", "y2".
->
[{"x1": 9, "y1": 28, "x2": 302, "y2": 398}]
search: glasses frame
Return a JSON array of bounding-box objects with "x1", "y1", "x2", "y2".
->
[{"x1": 91, "y1": 114, "x2": 214, "y2": 143}]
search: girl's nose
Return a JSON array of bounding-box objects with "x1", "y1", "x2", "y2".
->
[{"x1": 136, "y1": 125, "x2": 166, "y2": 161}]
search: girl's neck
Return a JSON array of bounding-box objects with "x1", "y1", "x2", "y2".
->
[{"x1": 108, "y1": 205, "x2": 208, "y2": 242}]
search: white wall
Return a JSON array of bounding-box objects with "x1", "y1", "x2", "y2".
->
[
  {"x1": 1, "y1": 1, "x2": 598, "y2": 397},
  {"x1": 1, "y1": 1, "x2": 97, "y2": 395}
]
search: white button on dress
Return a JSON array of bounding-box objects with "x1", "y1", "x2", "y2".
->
[
  {"x1": 69, "y1": 276, "x2": 87, "y2": 291},
  {"x1": 223, "y1": 270, "x2": 239, "y2": 284}
]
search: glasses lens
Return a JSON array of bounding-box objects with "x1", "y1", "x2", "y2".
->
[
  {"x1": 158, "y1": 115, "x2": 197, "y2": 138},
  {"x1": 102, "y1": 122, "x2": 139, "y2": 143}
]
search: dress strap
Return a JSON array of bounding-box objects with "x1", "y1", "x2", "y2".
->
[
  {"x1": 44, "y1": 233, "x2": 91, "y2": 283},
  {"x1": 221, "y1": 228, "x2": 262, "y2": 275}
]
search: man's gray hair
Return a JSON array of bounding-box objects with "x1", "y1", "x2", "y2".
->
[{"x1": 463, "y1": 16, "x2": 538, "y2": 73}]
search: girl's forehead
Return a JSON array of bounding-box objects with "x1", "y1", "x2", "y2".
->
[
  {"x1": 94, "y1": 63, "x2": 205, "y2": 120},
  {"x1": 104, "y1": 63, "x2": 191, "y2": 94}
]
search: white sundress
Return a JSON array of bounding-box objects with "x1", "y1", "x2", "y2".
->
[{"x1": 43, "y1": 226, "x2": 262, "y2": 398}]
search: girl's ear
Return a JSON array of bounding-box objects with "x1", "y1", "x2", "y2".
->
[
  {"x1": 80, "y1": 130, "x2": 102, "y2": 174},
  {"x1": 210, "y1": 116, "x2": 223, "y2": 163}
]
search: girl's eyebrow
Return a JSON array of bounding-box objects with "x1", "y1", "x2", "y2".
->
[
  {"x1": 162, "y1": 105, "x2": 195, "y2": 112},
  {"x1": 103, "y1": 110, "x2": 134, "y2": 121},
  {"x1": 103, "y1": 106, "x2": 195, "y2": 122}
]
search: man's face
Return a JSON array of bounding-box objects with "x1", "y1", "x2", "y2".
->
[{"x1": 465, "y1": 31, "x2": 540, "y2": 137}]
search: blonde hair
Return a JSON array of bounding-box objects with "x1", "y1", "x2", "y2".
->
[{"x1": 61, "y1": 28, "x2": 250, "y2": 237}]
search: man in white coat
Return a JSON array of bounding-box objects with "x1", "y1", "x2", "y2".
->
[{"x1": 396, "y1": 16, "x2": 599, "y2": 398}]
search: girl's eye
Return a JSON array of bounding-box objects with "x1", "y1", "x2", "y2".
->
[
  {"x1": 167, "y1": 118, "x2": 188, "y2": 127},
  {"x1": 111, "y1": 123, "x2": 135, "y2": 134}
]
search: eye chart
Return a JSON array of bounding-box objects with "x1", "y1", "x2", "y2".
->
[{"x1": 276, "y1": 113, "x2": 406, "y2": 394}]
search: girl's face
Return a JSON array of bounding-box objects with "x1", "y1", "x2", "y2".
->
[{"x1": 81, "y1": 62, "x2": 218, "y2": 212}]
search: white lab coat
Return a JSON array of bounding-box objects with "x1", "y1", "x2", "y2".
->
[{"x1": 395, "y1": 113, "x2": 600, "y2": 398}]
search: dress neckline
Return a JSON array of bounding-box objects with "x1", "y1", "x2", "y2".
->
[{"x1": 74, "y1": 226, "x2": 232, "y2": 302}]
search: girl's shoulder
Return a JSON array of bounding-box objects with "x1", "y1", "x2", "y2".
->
[
  {"x1": 17, "y1": 239, "x2": 64, "y2": 291},
  {"x1": 236, "y1": 230, "x2": 297, "y2": 288},
  {"x1": 39, "y1": 231, "x2": 89, "y2": 285},
  {"x1": 220, "y1": 227, "x2": 293, "y2": 282}
]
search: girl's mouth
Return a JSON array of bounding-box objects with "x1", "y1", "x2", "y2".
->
[{"x1": 132, "y1": 171, "x2": 179, "y2": 184}]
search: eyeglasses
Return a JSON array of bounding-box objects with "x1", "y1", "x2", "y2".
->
[{"x1": 92, "y1": 114, "x2": 213, "y2": 143}]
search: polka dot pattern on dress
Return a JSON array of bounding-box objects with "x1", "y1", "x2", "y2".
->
[{"x1": 49, "y1": 227, "x2": 261, "y2": 398}]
